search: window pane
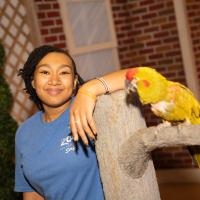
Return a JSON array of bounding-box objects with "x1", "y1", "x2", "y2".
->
[
  {"x1": 74, "y1": 48, "x2": 117, "y2": 80},
  {"x1": 67, "y1": 0, "x2": 112, "y2": 47}
]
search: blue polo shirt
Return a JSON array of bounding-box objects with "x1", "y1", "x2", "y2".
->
[{"x1": 15, "y1": 107, "x2": 104, "y2": 200}]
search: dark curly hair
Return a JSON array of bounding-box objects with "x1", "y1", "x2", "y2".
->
[{"x1": 18, "y1": 45, "x2": 84, "y2": 111}]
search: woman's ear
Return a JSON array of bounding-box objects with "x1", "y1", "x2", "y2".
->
[
  {"x1": 31, "y1": 79, "x2": 35, "y2": 89},
  {"x1": 73, "y1": 75, "x2": 78, "y2": 89}
]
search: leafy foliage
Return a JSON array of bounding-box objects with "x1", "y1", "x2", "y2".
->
[{"x1": 0, "y1": 43, "x2": 21, "y2": 199}]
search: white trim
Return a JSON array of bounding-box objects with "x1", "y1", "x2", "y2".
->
[
  {"x1": 22, "y1": 0, "x2": 42, "y2": 46},
  {"x1": 105, "y1": 0, "x2": 118, "y2": 47},
  {"x1": 173, "y1": 0, "x2": 200, "y2": 100},
  {"x1": 156, "y1": 169, "x2": 200, "y2": 184},
  {"x1": 58, "y1": 0, "x2": 74, "y2": 54},
  {"x1": 70, "y1": 42, "x2": 117, "y2": 55}
]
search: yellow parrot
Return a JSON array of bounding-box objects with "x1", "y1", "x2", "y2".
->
[{"x1": 125, "y1": 67, "x2": 200, "y2": 167}]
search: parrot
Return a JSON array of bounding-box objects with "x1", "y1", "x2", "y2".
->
[{"x1": 125, "y1": 66, "x2": 200, "y2": 167}]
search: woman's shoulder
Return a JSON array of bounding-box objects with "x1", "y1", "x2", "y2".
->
[{"x1": 16, "y1": 111, "x2": 41, "y2": 141}]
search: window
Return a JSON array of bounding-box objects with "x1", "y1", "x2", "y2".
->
[{"x1": 59, "y1": 0, "x2": 119, "y2": 80}]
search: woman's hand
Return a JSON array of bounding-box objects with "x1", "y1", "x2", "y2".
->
[
  {"x1": 70, "y1": 69, "x2": 128, "y2": 145},
  {"x1": 70, "y1": 91, "x2": 97, "y2": 145}
]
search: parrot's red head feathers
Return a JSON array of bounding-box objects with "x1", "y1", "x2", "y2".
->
[{"x1": 126, "y1": 68, "x2": 139, "y2": 81}]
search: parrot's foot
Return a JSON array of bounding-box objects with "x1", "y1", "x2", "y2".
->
[
  {"x1": 156, "y1": 121, "x2": 171, "y2": 132},
  {"x1": 183, "y1": 119, "x2": 191, "y2": 126},
  {"x1": 157, "y1": 121, "x2": 171, "y2": 128},
  {"x1": 177, "y1": 120, "x2": 191, "y2": 131}
]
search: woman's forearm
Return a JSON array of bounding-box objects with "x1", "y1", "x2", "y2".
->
[
  {"x1": 81, "y1": 69, "x2": 129, "y2": 97},
  {"x1": 23, "y1": 192, "x2": 44, "y2": 200}
]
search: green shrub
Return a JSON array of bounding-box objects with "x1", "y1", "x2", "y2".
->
[{"x1": 0, "y1": 43, "x2": 21, "y2": 199}]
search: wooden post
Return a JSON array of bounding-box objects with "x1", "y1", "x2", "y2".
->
[{"x1": 94, "y1": 91, "x2": 160, "y2": 200}]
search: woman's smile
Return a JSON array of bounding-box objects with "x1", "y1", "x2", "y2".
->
[{"x1": 45, "y1": 88, "x2": 64, "y2": 96}]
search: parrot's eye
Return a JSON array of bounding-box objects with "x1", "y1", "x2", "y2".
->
[{"x1": 142, "y1": 80, "x2": 150, "y2": 87}]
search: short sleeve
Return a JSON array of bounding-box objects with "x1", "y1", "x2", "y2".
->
[{"x1": 14, "y1": 131, "x2": 34, "y2": 192}]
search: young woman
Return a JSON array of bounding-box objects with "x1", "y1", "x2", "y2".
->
[{"x1": 15, "y1": 45, "x2": 129, "y2": 200}]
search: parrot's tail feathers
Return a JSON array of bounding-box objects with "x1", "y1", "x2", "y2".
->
[
  {"x1": 187, "y1": 146, "x2": 200, "y2": 168},
  {"x1": 194, "y1": 154, "x2": 200, "y2": 168}
]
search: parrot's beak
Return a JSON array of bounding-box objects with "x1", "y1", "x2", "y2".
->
[{"x1": 125, "y1": 78, "x2": 138, "y2": 94}]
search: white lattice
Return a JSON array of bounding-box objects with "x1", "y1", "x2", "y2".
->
[{"x1": 0, "y1": 0, "x2": 35, "y2": 123}]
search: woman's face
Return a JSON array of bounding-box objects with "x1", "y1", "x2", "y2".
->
[{"x1": 32, "y1": 52, "x2": 75, "y2": 109}]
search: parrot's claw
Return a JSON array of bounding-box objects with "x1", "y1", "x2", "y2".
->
[
  {"x1": 157, "y1": 121, "x2": 171, "y2": 131},
  {"x1": 177, "y1": 120, "x2": 191, "y2": 131}
]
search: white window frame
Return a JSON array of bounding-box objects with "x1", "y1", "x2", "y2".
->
[{"x1": 58, "y1": 0, "x2": 120, "y2": 69}]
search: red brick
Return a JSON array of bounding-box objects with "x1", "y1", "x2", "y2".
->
[
  {"x1": 154, "y1": 31, "x2": 169, "y2": 38},
  {"x1": 170, "y1": 29, "x2": 178, "y2": 35},
  {"x1": 115, "y1": 19, "x2": 125, "y2": 25},
  {"x1": 112, "y1": 5, "x2": 122, "y2": 11},
  {"x1": 134, "y1": 21, "x2": 149, "y2": 28},
  {"x1": 113, "y1": 0, "x2": 127, "y2": 3},
  {"x1": 127, "y1": 30, "x2": 142, "y2": 36},
  {"x1": 54, "y1": 43, "x2": 66, "y2": 48},
  {"x1": 50, "y1": 27, "x2": 63, "y2": 33},
  {"x1": 129, "y1": 16, "x2": 140, "y2": 22},
  {"x1": 158, "y1": 59, "x2": 173, "y2": 65},
  {"x1": 131, "y1": 55, "x2": 147, "y2": 63},
  {"x1": 59, "y1": 34, "x2": 66, "y2": 41},
  {"x1": 131, "y1": 8, "x2": 147, "y2": 15},
  {"x1": 191, "y1": 26, "x2": 198, "y2": 31},
  {"x1": 41, "y1": 29, "x2": 49, "y2": 35},
  {"x1": 166, "y1": 1, "x2": 173, "y2": 8},
  {"x1": 142, "y1": 13, "x2": 157, "y2": 20},
  {"x1": 41, "y1": 19, "x2": 54, "y2": 26},
  {"x1": 37, "y1": 12, "x2": 46, "y2": 19},
  {"x1": 152, "y1": 17, "x2": 167, "y2": 25},
  {"x1": 139, "y1": 48, "x2": 154, "y2": 54},
  {"x1": 149, "y1": 3, "x2": 164, "y2": 11},
  {"x1": 140, "y1": 0, "x2": 154, "y2": 6},
  {"x1": 137, "y1": 33, "x2": 152, "y2": 40},
  {"x1": 161, "y1": 22, "x2": 176, "y2": 30},
  {"x1": 159, "y1": 8, "x2": 174, "y2": 16},
  {"x1": 118, "y1": 11, "x2": 130, "y2": 18},
  {"x1": 188, "y1": 11, "x2": 197, "y2": 17},
  {"x1": 147, "y1": 40, "x2": 161, "y2": 46},
  {"x1": 47, "y1": 11, "x2": 60, "y2": 18},
  {"x1": 56, "y1": 19, "x2": 63, "y2": 25},
  {"x1": 130, "y1": 43, "x2": 144, "y2": 49},
  {"x1": 164, "y1": 72, "x2": 176, "y2": 78},
  {"x1": 118, "y1": 46, "x2": 128, "y2": 51},
  {"x1": 53, "y1": 3, "x2": 59, "y2": 9},
  {"x1": 149, "y1": 53, "x2": 163, "y2": 59},
  {"x1": 168, "y1": 15, "x2": 176, "y2": 21},
  {"x1": 121, "y1": 59, "x2": 130, "y2": 65},
  {"x1": 38, "y1": 3, "x2": 51, "y2": 10},
  {"x1": 163, "y1": 36, "x2": 179, "y2": 43},
  {"x1": 122, "y1": 38, "x2": 134, "y2": 44},
  {"x1": 44, "y1": 35, "x2": 57, "y2": 43},
  {"x1": 144, "y1": 26, "x2": 159, "y2": 33}
]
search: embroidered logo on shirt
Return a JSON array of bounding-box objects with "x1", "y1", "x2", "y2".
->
[{"x1": 60, "y1": 136, "x2": 75, "y2": 154}]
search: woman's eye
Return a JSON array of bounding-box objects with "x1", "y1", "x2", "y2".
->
[
  {"x1": 40, "y1": 71, "x2": 49, "y2": 75},
  {"x1": 60, "y1": 71, "x2": 70, "y2": 75}
]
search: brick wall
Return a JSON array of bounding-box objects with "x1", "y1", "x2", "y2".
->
[
  {"x1": 186, "y1": 0, "x2": 200, "y2": 81},
  {"x1": 32, "y1": 0, "x2": 197, "y2": 168},
  {"x1": 34, "y1": 0, "x2": 67, "y2": 48}
]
